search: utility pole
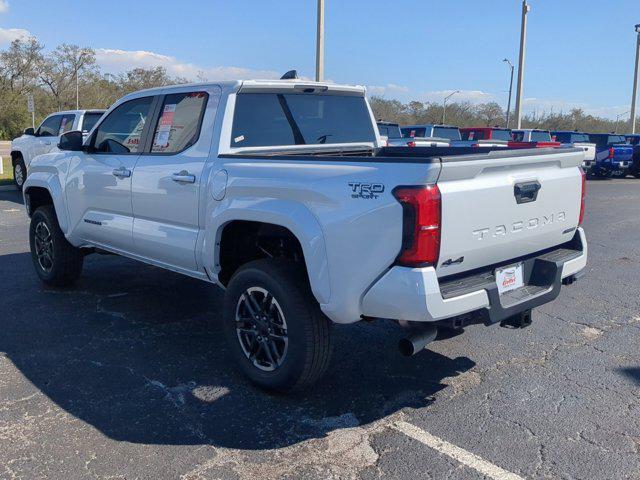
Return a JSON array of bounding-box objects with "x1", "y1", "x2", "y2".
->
[
  {"x1": 630, "y1": 24, "x2": 640, "y2": 133},
  {"x1": 514, "y1": 0, "x2": 530, "y2": 129},
  {"x1": 315, "y1": 0, "x2": 325, "y2": 82},
  {"x1": 503, "y1": 58, "x2": 515, "y2": 128},
  {"x1": 442, "y1": 90, "x2": 460, "y2": 124},
  {"x1": 615, "y1": 111, "x2": 630, "y2": 133},
  {"x1": 75, "y1": 71, "x2": 79, "y2": 110}
]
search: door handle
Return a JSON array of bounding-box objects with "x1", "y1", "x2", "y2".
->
[
  {"x1": 112, "y1": 167, "x2": 131, "y2": 179},
  {"x1": 44, "y1": 141, "x2": 51, "y2": 145},
  {"x1": 171, "y1": 171, "x2": 196, "y2": 184},
  {"x1": 514, "y1": 181, "x2": 541, "y2": 204}
]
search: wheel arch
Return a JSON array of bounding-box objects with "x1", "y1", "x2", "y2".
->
[
  {"x1": 207, "y1": 200, "x2": 331, "y2": 305},
  {"x1": 23, "y1": 173, "x2": 69, "y2": 234}
]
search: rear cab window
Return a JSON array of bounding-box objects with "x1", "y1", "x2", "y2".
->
[
  {"x1": 231, "y1": 93, "x2": 376, "y2": 148},
  {"x1": 402, "y1": 127, "x2": 426, "y2": 138},
  {"x1": 377, "y1": 123, "x2": 401, "y2": 139},
  {"x1": 491, "y1": 129, "x2": 511, "y2": 141},
  {"x1": 530, "y1": 130, "x2": 552, "y2": 142},
  {"x1": 433, "y1": 127, "x2": 461, "y2": 141}
]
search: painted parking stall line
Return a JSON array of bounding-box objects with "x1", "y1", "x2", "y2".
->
[{"x1": 393, "y1": 421, "x2": 525, "y2": 480}]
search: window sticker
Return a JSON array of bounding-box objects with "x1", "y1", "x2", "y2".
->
[
  {"x1": 153, "y1": 104, "x2": 177, "y2": 149},
  {"x1": 234, "y1": 135, "x2": 245, "y2": 144}
]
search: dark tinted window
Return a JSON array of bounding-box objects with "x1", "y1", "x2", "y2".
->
[
  {"x1": 462, "y1": 130, "x2": 483, "y2": 140},
  {"x1": 93, "y1": 97, "x2": 154, "y2": 154},
  {"x1": 433, "y1": 127, "x2": 461, "y2": 141},
  {"x1": 608, "y1": 135, "x2": 627, "y2": 145},
  {"x1": 151, "y1": 92, "x2": 208, "y2": 153},
  {"x1": 231, "y1": 93, "x2": 376, "y2": 148},
  {"x1": 570, "y1": 133, "x2": 590, "y2": 143},
  {"x1": 81, "y1": 112, "x2": 103, "y2": 133},
  {"x1": 37, "y1": 115, "x2": 62, "y2": 137},
  {"x1": 377, "y1": 123, "x2": 401, "y2": 138},
  {"x1": 627, "y1": 136, "x2": 640, "y2": 145},
  {"x1": 553, "y1": 132, "x2": 571, "y2": 143},
  {"x1": 512, "y1": 131, "x2": 524, "y2": 142},
  {"x1": 492, "y1": 129, "x2": 511, "y2": 141},
  {"x1": 530, "y1": 130, "x2": 551, "y2": 142},
  {"x1": 401, "y1": 127, "x2": 426, "y2": 138}
]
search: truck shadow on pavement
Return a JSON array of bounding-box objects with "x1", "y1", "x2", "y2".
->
[
  {"x1": 0, "y1": 189, "x2": 22, "y2": 205},
  {"x1": 0, "y1": 251, "x2": 475, "y2": 451}
]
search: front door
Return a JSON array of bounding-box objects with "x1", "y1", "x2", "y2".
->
[
  {"x1": 131, "y1": 90, "x2": 212, "y2": 272},
  {"x1": 65, "y1": 96, "x2": 156, "y2": 253}
]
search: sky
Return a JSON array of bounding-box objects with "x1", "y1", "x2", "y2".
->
[{"x1": 0, "y1": 0, "x2": 638, "y2": 119}]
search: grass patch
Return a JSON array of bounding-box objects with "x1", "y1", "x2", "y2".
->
[{"x1": 1, "y1": 156, "x2": 13, "y2": 185}]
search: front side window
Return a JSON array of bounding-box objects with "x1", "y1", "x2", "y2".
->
[
  {"x1": 37, "y1": 115, "x2": 62, "y2": 137},
  {"x1": 93, "y1": 97, "x2": 154, "y2": 154},
  {"x1": 231, "y1": 93, "x2": 376, "y2": 148},
  {"x1": 151, "y1": 92, "x2": 208, "y2": 153}
]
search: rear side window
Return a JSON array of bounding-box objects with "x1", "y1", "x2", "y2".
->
[
  {"x1": 607, "y1": 135, "x2": 627, "y2": 145},
  {"x1": 93, "y1": 96, "x2": 154, "y2": 154},
  {"x1": 433, "y1": 127, "x2": 461, "y2": 141},
  {"x1": 231, "y1": 93, "x2": 376, "y2": 148},
  {"x1": 530, "y1": 130, "x2": 551, "y2": 142},
  {"x1": 402, "y1": 127, "x2": 426, "y2": 138},
  {"x1": 59, "y1": 115, "x2": 75, "y2": 135},
  {"x1": 570, "y1": 133, "x2": 590, "y2": 143},
  {"x1": 81, "y1": 113, "x2": 103, "y2": 134},
  {"x1": 37, "y1": 115, "x2": 62, "y2": 137},
  {"x1": 151, "y1": 92, "x2": 208, "y2": 153}
]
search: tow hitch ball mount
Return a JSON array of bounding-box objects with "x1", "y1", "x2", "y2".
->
[{"x1": 500, "y1": 309, "x2": 533, "y2": 329}]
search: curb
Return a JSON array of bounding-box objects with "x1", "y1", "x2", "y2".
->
[{"x1": 0, "y1": 184, "x2": 17, "y2": 192}]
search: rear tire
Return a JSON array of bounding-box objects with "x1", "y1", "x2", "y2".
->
[
  {"x1": 13, "y1": 157, "x2": 26, "y2": 191},
  {"x1": 29, "y1": 205, "x2": 83, "y2": 286},
  {"x1": 222, "y1": 259, "x2": 332, "y2": 393}
]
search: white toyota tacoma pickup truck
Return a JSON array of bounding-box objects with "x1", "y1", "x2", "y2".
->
[
  {"x1": 10, "y1": 109, "x2": 105, "y2": 190},
  {"x1": 22, "y1": 77, "x2": 587, "y2": 392}
]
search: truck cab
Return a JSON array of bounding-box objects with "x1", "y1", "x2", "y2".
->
[
  {"x1": 551, "y1": 131, "x2": 597, "y2": 172},
  {"x1": 10, "y1": 109, "x2": 105, "y2": 190},
  {"x1": 460, "y1": 127, "x2": 511, "y2": 148},
  {"x1": 400, "y1": 124, "x2": 460, "y2": 147},
  {"x1": 624, "y1": 134, "x2": 640, "y2": 178},
  {"x1": 509, "y1": 129, "x2": 561, "y2": 149}
]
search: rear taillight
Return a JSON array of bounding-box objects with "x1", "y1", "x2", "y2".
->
[
  {"x1": 579, "y1": 169, "x2": 586, "y2": 226},
  {"x1": 406, "y1": 141, "x2": 416, "y2": 147},
  {"x1": 393, "y1": 185, "x2": 441, "y2": 267},
  {"x1": 608, "y1": 147, "x2": 615, "y2": 159}
]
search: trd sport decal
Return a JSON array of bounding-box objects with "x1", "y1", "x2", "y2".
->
[{"x1": 348, "y1": 182, "x2": 385, "y2": 199}]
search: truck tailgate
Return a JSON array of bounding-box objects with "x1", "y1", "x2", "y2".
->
[{"x1": 435, "y1": 148, "x2": 584, "y2": 277}]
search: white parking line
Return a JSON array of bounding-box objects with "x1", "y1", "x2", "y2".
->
[{"x1": 393, "y1": 421, "x2": 525, "y2": 480}]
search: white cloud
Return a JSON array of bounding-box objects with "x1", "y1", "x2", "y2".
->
[
  {"x1": 0, "y1": 27, "x2": 31, "y2": 45},
  {"x1": 419, "y1": 89, "x2": 496, "y2": 104},
  {"x1": 522, "y1": 97, "x2": 629, "y2": 119},
  {"x1": 366, "y1": 83, "x2": 410, "y2": 97},
  {"x1": 94, "y1": 48, "x2": 280, "y2": 81},
  {"x1": 0, "y1": 1, "x2": 8, "y2": 13}
]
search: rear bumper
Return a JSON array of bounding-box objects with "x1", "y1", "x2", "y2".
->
[{"x1": 361, "y1": 228, "x2": 587, "y2": 324}]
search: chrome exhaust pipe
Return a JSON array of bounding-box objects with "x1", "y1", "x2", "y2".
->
[{"x1": 398, "y1": 324, "x2": 438, "y2": 356}]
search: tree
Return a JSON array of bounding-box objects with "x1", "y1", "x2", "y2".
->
[
  {"x1": 477, "y1": 102, "x2": 505, "y2": 126},
  {"x1": 118, "y1": 66, "x2": 185, "y2": 94},
  {"x1": 39, "y1": 44, "x2": 97, "y2": 110}
]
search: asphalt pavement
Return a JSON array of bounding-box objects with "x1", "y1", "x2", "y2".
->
[{"x1": 0, "y1": 179, "x2": 638, "y2": 479}]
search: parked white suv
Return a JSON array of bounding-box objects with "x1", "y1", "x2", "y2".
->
[
  {"x1": 22, "y1": 78, "x2": 587, "y2": 392},
  {"x1": 10, "y1": 109, "x2": 105, "y2": 189}
]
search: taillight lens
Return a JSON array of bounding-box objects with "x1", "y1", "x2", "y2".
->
[
  {"x1": 608, "y1": 147, "x2": 615, "y2": 159},
  {"x1": 393, "y1": 185, "x2": 441, "y2": 267},
  {"x1": 406, "y1": 141, "x2": 416, "y2": 147},
  {"x1": 579, "y1": 169, "x2": 586, "y2": 226}
]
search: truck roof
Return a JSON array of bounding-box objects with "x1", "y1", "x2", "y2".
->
[{"x1": 46, "y1": 109, "x2": 106, "y2": 116}]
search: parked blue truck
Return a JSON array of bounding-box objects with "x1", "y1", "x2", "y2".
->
[
  {"x1": 586, "y1": 133, "x2": 633, "y2": 177},
  {"x1": 625, "y1": 134, "x2": 640, "y2": 178}
]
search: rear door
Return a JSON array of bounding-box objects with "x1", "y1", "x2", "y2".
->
[
  {"x1": 131, "y1": 88, "x2": 217, "y2": 272},
  {"x1": 435, "y1": 149, "x2": 584, "y2": 277}
]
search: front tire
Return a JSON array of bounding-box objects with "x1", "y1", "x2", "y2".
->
[
  {"x1": 222, "y1": 259, "x2": 332, "y2": 393},
  {"x1": 29, "y1": 206, "x2": 84, "y2": 286},
  {"x1": 13, "y1": 157, "x2": 26, "y2": 191}
]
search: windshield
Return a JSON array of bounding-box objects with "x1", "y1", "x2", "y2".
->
[
  {"x1": 530, "y1": 130, "x2": 552, "y2": 142},
  {"x1": 231, "y1": 93, "x2": 376, "y2": 148},
  {"x1": 607, "y1": 135, "x2": 627, "y2": 145},
  {"x1": 81, "y1": 112, "x2": 104, "y2": 133},
  {"x1": 401, "y1": 127, "x2": 426, "y2": 138},
  {"x1": 433, "y1": 127, "x2": 461, "y2": 141},
  {"x1": 627, "y1": 136, "x2": 640, "y2": 145}
]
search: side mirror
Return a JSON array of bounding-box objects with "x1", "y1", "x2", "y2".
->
[
  {"x1": 58, "y1": 130, "x2": 84, "y2": 151},
  {"x1": 24, "y1": 127, "x2": 35, "y2": 136}
]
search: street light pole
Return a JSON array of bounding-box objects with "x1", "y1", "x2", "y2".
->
[
  {"x1": 315, "y1": 0, "x2": 325, "y2": 82},
  {"x1": 503, "y1": 59, "x2": 514, "y2": 128},
  {"x1": 630, "y1": 24, "x2": 640, "y2": 134},
  {"x1": 76, "y1": 71, "x2": 79, "y2": 110},
  {"x1": 442, "y1": 90, "x2": 460, "y2": 124},
  {"x1": 514, "y1": 0, "x2": 530, "y2": 129}
]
